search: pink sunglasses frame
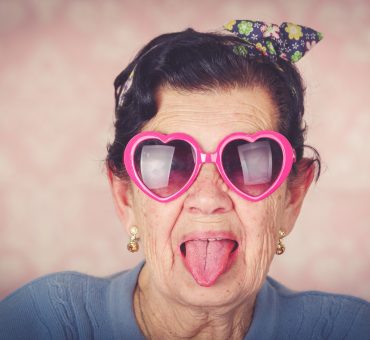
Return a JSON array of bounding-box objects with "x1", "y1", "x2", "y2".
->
[{"x1": 123, "y1": 131, "x2": 296, "y2": 203}]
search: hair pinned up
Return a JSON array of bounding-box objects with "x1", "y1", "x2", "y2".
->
[{"x1": 107, "y1": 27, "x2": 321, "y2": 182}]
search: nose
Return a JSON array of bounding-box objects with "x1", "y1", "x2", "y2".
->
[{"x1": 184, "y1": 164, "x2": 233, "y2": 215}]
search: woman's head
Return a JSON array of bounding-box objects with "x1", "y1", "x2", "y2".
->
[
  {"x1": 107, "y1": 28, "x2": 320, "y2": 182},
  {"x1": 107, "y1": 24, "x2": 321, "y2": 307}
]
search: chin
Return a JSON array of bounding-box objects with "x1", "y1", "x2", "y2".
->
[{"x1": 168, "y1": 260, "x2": 251, "y2": 307}]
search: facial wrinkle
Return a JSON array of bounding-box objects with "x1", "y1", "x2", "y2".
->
[
  {"x1": 145, "y1": 87, "x2": 278, "y2": 133},
  {"x1": 145, "y1": 108, "x2": 276, "y2": 133}
]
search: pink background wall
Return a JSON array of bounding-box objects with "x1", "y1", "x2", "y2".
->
[{"x1": 1, "y1": 0, "x2": 369, "y2": 300}]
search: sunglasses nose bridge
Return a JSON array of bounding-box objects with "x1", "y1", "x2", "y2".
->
[
  {"x1": 197, "y1": 153, "x2": 225, "y2": 189},
  {"x1": 200, "y1": 152, "x2": 218, "y2": 164},
  {"x1": 189, "y1": 158, "x2": 229, "y2": 199}
]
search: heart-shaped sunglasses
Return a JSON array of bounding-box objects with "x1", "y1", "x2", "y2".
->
[{"x1": 123, "y1": 131, "x2": 296, "y2": 203}]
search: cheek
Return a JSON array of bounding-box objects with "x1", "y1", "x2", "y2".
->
[
  {"x1": 248, "y1": 201, "x2": 277, "y2": 250},
  {"x1": 232, "y1": 193, "x2": 287, "y2": 292},
  {"x1": 258, "y1": 191, "x2": 286, "y2": 244},
  {"x1": 236, "y1": 190, "x2": 286, "y2": 261},
  {"x1": 131, "y1": 188, "x2": 183, "y2": 260}
]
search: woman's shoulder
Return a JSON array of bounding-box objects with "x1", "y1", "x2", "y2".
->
[
  {"x1": 266, "y1": 275, "x2": 370, "y2": 310},
  {"x1": 255, "y1": 276, "x2": 370, "y2": 339},
  {"x1": 1, "y1": 269, "x2": 126, "y2": 307},
  {"x1": 0, "y1": 263, "x2": 143, "y2": 340}
]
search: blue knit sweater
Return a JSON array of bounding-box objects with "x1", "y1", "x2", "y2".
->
[{"x1": 1, "y1": 262, "x2": 369, "y2": 339}]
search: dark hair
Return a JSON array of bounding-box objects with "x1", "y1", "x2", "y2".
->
[{"x1": 106, "y1": 28, "x2": 321, "y2": 182}]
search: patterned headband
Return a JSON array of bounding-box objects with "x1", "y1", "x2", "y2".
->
[
  {"x1": 117, "y1": 20, "x2": 323, "y2": 108},
  {"x1": 223, "y1": 20, "x2": 323, "y2": 63}
]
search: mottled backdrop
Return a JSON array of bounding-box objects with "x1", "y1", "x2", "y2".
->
[{"x1": 1, "y1": 0, "x2": 369, "y2": 300}]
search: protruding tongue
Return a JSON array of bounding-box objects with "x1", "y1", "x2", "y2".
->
[{"x1": 183, "y1": 239, "x2": 236, "y2": 287}]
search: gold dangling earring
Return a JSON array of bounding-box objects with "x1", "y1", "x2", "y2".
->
[
  {"x1": 276, "y1": 230, "x2": 286, "y2": 255},
  {"x1": 127, "y1": 226, "x2": 139, "y2": 253}
]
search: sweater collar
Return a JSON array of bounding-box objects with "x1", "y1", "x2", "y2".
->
[{"x1": 108, "y1": 261, "x2": 277, "y2": 339}]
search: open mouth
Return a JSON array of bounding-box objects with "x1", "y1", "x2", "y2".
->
[
  {"x1": 180, "y1": 239, "x2": 238, "y2": 256},
  {"x1": 179, "y1": 238, "x2": 239, "y2": 287}
]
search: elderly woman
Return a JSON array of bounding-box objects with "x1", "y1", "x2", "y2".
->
[{"x1": 1, "y1": 20, "x2": 370, "y2": 339}]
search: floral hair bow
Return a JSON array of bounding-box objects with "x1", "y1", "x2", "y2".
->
[{"x1": 224, "y1": 20, "x2": 323, "y2": 63}]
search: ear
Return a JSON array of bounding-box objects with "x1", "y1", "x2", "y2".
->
[
  {"x1": 282, "y1": 159, "x2": 315, "y2": 235},
  {"x1": 107, "y1": 166, "x2": 136, "y2": 234}
]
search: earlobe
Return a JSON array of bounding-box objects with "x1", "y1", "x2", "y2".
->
[
  {"x1": 107, "y1": 167, "x2": 136, "y2": 233},
  {"x1": 282, "y1": 159, "x2": 315, "y2": 235}
]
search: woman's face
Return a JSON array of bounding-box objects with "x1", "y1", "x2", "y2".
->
[{"x1": 115, "y1": 86, "x2": 305, "y2": 308}]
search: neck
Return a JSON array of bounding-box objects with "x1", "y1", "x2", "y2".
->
[{"x1": 134, "y1": 266, "x2": 255, "y2": 340}]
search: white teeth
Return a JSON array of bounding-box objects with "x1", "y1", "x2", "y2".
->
[{"x1": 192, "y1": 238, "x2": 225, "y2": 242}]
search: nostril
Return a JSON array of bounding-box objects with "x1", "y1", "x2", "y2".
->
[
  {"x1": 180, "y1": 242, "x2": 186, "y2": 256},
  {"x1": 213, "y1": 207, "x2": 228, "y2": 214}
]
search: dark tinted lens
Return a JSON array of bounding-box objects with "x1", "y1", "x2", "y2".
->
[
  {"x1": 221, "y1": 138, "x2": 283, "y2": 197},
  {"x1": 134, "y1": 139, "x2": 195, "y2": 198}
]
